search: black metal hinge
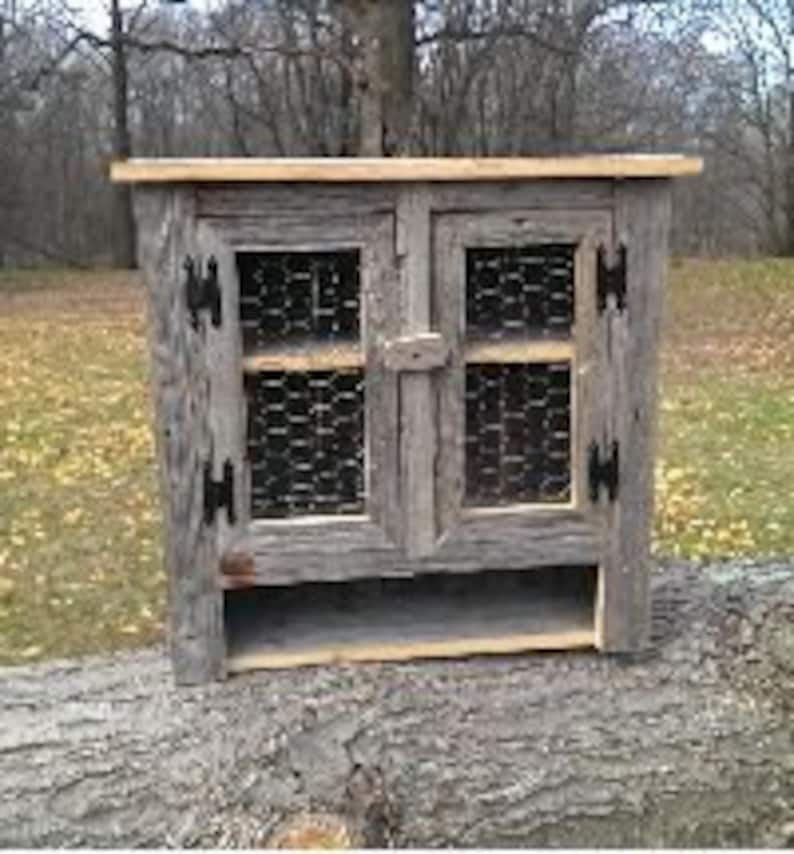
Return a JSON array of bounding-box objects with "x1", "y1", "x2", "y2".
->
[
  {"x1": 597, "y1": 244, "x2": 627, "y2": 313},
  {"x1": 588, "y1": 440, "x2": 619, "y2": 503},
  {"x1": 203, "y1": 459, "x2": 235, "y2": 525},
  {"x1": 185, "y1": 255, "x2": 221, "y2": 329}
]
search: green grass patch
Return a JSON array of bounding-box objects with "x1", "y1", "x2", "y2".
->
[
  {"x1": 0, "y1": 280, "x2": 164, "y2": 664},
  {"x1": 655, "y1": 257, "x2": 794, "y2": 559}
]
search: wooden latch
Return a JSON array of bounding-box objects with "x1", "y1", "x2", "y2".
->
[{"x1": 383, "y1": 332, "x2": 448, "y2": 371}]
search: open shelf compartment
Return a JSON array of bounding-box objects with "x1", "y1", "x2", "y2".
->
[{"x1": 224, "y1": 565, "x2": 597, "y2": 673}]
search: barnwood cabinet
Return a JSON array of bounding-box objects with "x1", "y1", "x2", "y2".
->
[{"x1": 112, "y1": 156, "x2": 702, "y2": 684}]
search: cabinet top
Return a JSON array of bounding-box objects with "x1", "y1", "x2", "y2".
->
[{"x1": 111, "y1": 155, "x2": 702, "y2": 184}]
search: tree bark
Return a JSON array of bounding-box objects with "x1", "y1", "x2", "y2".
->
[
  {"x1": 1, "y1": 562, "x2": 793, "y2": 847},
  {"x1": 785, "y1": 75, "x2": 794, "y2": 255},
  {"x1": 342, "y1": 0, "x2": 416, "y2": 156},
  {"x1": 110, "y1": 0, "x2": 136, "y2": 269}
]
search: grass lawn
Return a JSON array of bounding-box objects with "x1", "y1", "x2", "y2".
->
[
  {"x1": 1, "y1": 259, "x2": 793, "y2": 664},
  {"x1": 656, "y1": 259, "x2": 794, "y2": 558}
]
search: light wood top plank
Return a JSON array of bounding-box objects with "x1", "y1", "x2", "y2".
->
[{"x1": 111, "y1": 155, "x2": 703, "y2": 184}]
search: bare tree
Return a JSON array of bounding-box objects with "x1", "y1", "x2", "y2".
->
[{"x1": 6, "y1": 0, "x2": 794, "y2": 262}]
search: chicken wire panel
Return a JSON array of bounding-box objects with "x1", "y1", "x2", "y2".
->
[
  {"x1": 465, "y1": 362, "x2": 571, "y2": 506},
  {"x1": 247, "y1": 370, "x2": 365, "y2": 518},
  {"x1": 237, "y1": 250, "x2": 360, "y2": 351},
  {"x1": 466, "y1": 245, "x2": 575, "y2": 339}
]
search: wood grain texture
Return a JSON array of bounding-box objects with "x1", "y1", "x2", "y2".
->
[
  {"x1": 429, "y1": 180, "x2": 614, "y2": 211},
  {"x1": 383, "y1": 333, "x2": 448, "y2": 371},
  {"x1": 465, "y1": 338, "x2": 574, "y2": 364},
  {"x1": 571, "y1": 222, "x2": 608, "y2": 516},
  {"x1": 396, "y1": 187, "x2": 437, "y2": 557},
  {"x1": 199, "y1": 214, "x2": 390, "y2": 248},
  {"x1": 2, "y1": 563, "x2": 793, "y2": 848},
  {"x1": 111, "y1": 155, "x2": 703, "y2": 184},
  {"x1": 241, "y1": 341, "x2": 363, "y2": 373},
  {"x1": 434, "y1": 217, "x2": 466, "y2": 538},
  {"x1": 596, "y1": 180, "x2": 673, "y2": 652},
  {"x1": 134, "y1": 187, "x2": 225, "y2": 684},
  {"x1": 226, "y1": 510, "x2": 598, "y2": 587},
  {"x1": 195, "y1": 184, "x2": 396, "y2": 220},
  {"x1": 361, "y1": 216, "x2": 401, "y2": 545},
  {"x1": 195, "y1": 221, "x2": 248, "y2": 568}
]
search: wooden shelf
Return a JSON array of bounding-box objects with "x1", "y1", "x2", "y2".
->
[
  {"x1": 242, "y1": 337, "x2": 573, "y2": 373},
  {"x1": 465, "y1": 337, "x2": 574, "y2": 364},
  {"x1": 111, "y1": 155, "x2": 703, "y2": 184},
  {"x1": 224, "y1": 566, "x2": 596, "y2": 672},
  {"x1": 242, "y1": 340, "x2": 363, "y2": 373}
]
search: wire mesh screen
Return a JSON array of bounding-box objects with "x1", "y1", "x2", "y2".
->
[
  {"x1": 464, "y1": 362, "x2": 571, "y2": 506},
  {"x1": 238, "y1": 249, "x2": 365, "y2": 519},
  {"x1": 466, "y1": 245, "x2": 575, "y2": 339},
  {"x1": 237, "y1": 250, "x2": 360, "y2": 351},
  {"x1": 246, "y1": 370, "x2": 365, "y2": 518}
]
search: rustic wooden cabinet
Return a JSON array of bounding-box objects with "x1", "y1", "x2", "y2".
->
[{"x1": 113, "y1": 156, "x2": 701, "y2": 683}]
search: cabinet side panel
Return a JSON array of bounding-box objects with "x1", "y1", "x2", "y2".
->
[
  {"x1": 597, "y1": 179, "x2": 672, "y2": 652},
  {"x1": 135, "y1": 187, "x2": 225, "y2": 683}
]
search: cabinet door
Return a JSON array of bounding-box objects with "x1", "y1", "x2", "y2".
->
[
  {"x1": 431, "y1": 210, "x2": 613, "y2": 569},
  {"x1": 196, "y1": 213, "x2": 403, "y2": 587}
]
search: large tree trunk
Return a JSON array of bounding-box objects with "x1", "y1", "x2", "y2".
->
[
  {"x1": 342, "y1": 0, "x2": 416, "y2": 156},
  {"x1": 1, "y1": 562, "x2": 793, "y2": 847},
  {"x1": 110, "y1": 0, "x2": 136, "y2": 269}
]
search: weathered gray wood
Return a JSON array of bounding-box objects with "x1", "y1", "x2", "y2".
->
[
  {"x1": 429, "y1": 179, "x2": 614, "y2": 212},
  {"x1": 596, "y1": 180, "x2": 672, "y2": 652},
  {"x1": 571, "y1": 224, "x2": 607, "y2": 516},
  {"x1": 134, "y1": 175, "x2": 675, "y2": 680},
  {"x1": 199, "y1": 214, "x2": 391, "y2": 248},
  {"x1": 361, "y1": 216, "x2": 402, "y2": 545},
  {"x1": 134, "y1": 187, "x2": 225, "y2": 684},
  {"x1": 396, "y1": 186, "x2": 437, "y2": 557},
  {"x1": 195, "y1": 181, "x2": 615, "y2": 225},
  {"x1": 435, "y1": 216, "x2": 467, "y2": 538},
  {"x1": 196, "y1": 220, "x2": 248, "y2": 565},
  {"x1": 1, "y1": 563, "x2": 792, "y2": 847},
  {"x1": 383, "y1": 332, "x2": 448, "y2": 371},
  {"x1": 226, "y1": 510, "x2": 599, "y2": 587},
  {"x1": 196, "y1": 183, "x2": 397, "y2": 219}
]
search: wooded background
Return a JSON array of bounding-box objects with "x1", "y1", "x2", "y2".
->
[{"x1": 1, "y1": 0, "x2": 793, "y2": 268}]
